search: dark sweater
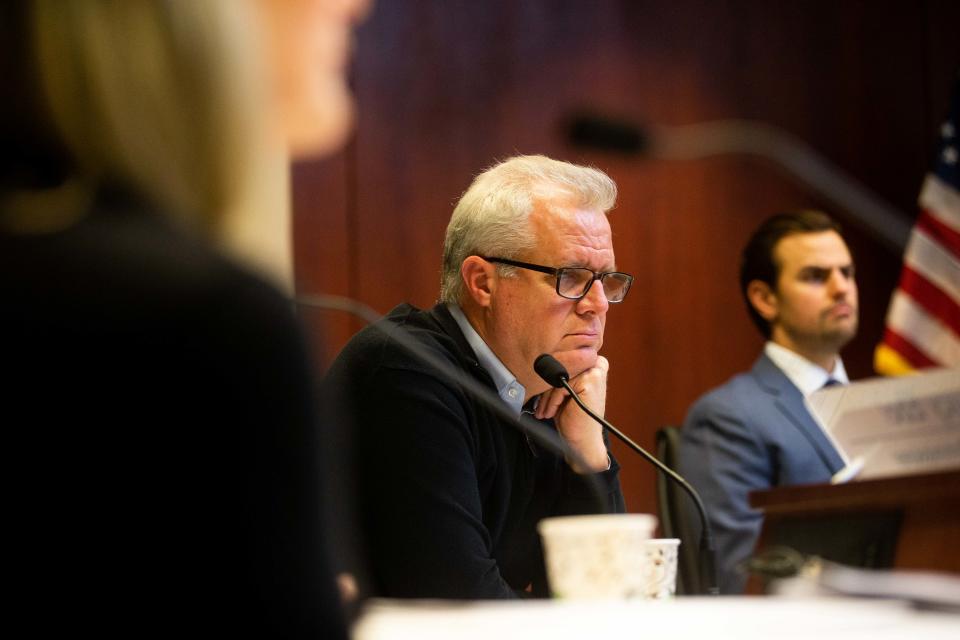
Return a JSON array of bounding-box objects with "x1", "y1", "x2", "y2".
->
[
  {"x1": 1, "y1": 191, "x2": 347, "y2": 638},
  {"x1": 326, "y1": 303, "x2": 624, "y2": 599}
]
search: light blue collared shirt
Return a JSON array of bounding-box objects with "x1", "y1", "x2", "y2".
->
[
  {"x1": 447, "y1": 303, "x2": 526, "y2": 416},
  {"x1": 764, "y1": 341, "x2": 850, "y2": 398}
]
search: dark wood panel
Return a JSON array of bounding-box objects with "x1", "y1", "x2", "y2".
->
[
  {"x1": 750, "y1": 471, "x2": 960, "y2": 575},
  {"x1": 293, "y1": 0, "x2": 960, "y2": 520},
  {"x1": 291, "y1": 153, "x2": 359, "y2": 371}
]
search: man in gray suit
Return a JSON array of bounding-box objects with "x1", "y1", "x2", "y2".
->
[{"x1": 679, "y1": 211, "x2": 858, "y2": 593}]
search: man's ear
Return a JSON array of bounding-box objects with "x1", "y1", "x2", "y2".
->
[
  {"x1": 461, "y1": 256, "x2": 496, "y2": 308},
  {"x1": 746, "y1": 280, "x2": 779, "y2": 323}
]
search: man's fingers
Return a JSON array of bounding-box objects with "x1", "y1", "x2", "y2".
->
[
  {"x1": 566, "y1": 355, "x2": 609, "y2": 395},
  {"x1": 536, "y1": 386, "x2": 569, "y2": 419}
]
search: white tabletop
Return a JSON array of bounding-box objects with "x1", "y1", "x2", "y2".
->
[{"x1": 353, "y1": 596, "x2": 959, "y2": 640}]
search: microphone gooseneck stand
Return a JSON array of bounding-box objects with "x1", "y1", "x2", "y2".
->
[
  {"x1": 534, "y1": 353, "x2": 720, "y2": 595},
  {"x1": 565, "y1": 112, "x2": 912, "y2": 254}
]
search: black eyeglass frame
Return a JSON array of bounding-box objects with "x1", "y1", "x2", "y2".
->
[{"x1": 481, "y1": 256, "x2": 634, "y2": 303}]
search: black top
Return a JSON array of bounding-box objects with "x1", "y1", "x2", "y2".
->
[
  {"x1": 1, "y1": 191, "x2": 347, "y2": 638},
  {"x1": 325, "y1": 303, "x2": 625, "y2": 599}
]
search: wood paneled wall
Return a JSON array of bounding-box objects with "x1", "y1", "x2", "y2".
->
[{"x1": 293, "y1": 0, "x2": 960, "y2": 519}]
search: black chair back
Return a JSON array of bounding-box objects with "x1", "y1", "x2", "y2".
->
[{"x1": 655, "y1": 426, "x2": 703, "y2": 595}]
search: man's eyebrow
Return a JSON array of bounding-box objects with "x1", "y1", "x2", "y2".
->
[
  {"x1": 562, "y1": 258, "x2": 618, "y2": 269},
  {"x1": 795, "y1": 263, "x2": 856, "y2": 280},
  {"x1": 797, "y1": 262, "x2": 854, "y2": 270}
]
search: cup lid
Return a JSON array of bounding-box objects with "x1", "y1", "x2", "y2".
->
[
  {"x1": 537, "y1": 513, "x2": 657, "y2": 536},
  {"x1": 645, "y1": 538, "x2": 681, "y2": 546}
]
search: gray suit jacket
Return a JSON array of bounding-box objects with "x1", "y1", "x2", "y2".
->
[{"x1": 678, "y1": 353, "x2": 845, "y2": 593}]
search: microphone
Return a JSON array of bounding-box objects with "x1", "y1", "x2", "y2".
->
[
  {"x1": 565, "y1": 111, "x2": 649, "y2": 154},
  {"x1": 531, "y1": 352, "x2": 569, "y2": 389},
  {"x1": 563, "y1": 111, "x2": 912, "y2": 254},
  {"x1": 533, "y1": 353, "x2": 719, "y2": 595},
  {"x1": 295, "y1": 294, "x2": 614, "y2": 515}
]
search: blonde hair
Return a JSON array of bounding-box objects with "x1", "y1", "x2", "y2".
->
[
  {"x1": 440, "y1": 155, "x2": 618, "y2": 304},
  {"x1": 24, "y1": 0, "x2": 272, "y2": 235}
]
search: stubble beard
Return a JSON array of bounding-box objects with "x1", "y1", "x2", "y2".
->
[{"x1": 816, "y1": 312, "x2": 859, "y2": 355}]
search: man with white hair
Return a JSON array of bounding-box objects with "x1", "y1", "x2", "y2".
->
[{"x1": 327, "y1": 155, "x2": 632, "y2": 598}]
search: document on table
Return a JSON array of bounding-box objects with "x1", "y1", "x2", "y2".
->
[{"x1": 805, "y1": 367, "x2": 960, "y2": 482}]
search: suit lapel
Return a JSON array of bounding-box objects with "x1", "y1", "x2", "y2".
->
[{"x1": 751, "y1": 354, "x2": 846, "y2": 474}]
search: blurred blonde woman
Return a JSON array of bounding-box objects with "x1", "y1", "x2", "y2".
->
[{"x1": 0, "y1": 1, "x2": 368, "y2": 636}]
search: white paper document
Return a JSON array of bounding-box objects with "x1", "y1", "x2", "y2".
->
[{"x1": 805, "y1": 367, "x2": 960, "y2": 482}]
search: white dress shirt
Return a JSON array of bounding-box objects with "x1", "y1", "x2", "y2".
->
[{"x1": 764, "y1": 341, "x2": 849, "y2": 398}]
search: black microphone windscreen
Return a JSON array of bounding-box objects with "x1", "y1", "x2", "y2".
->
[
  {"x1": 564, "y1": 112, "x2": 648, "y2": 154},
  {"x1": 534, "y1": 354, "x2": 569, "y2": 388}
]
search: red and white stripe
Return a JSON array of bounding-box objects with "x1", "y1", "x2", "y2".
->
[{"x1": 878, "y1": 174, "x2": 960, "y2": 372}]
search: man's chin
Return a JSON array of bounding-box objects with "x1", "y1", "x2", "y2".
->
[
  {"x1": 552, "y1": 348, "x2": 599, "y2": 379},
  {"x1": 823, "y1": 324, "x2": 858, "y2": 350}
]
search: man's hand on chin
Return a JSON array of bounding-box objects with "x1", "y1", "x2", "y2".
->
[{"x1": 534, "y1": 355, "x2": 610, "y2": 473}]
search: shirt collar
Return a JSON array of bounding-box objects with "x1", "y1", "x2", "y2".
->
[
  {"x1": 447, "y1": 303, "x2": 526, "y2": 415},
  {"x1": 764, "y1": 341, "x2": 849, "y2": 397}
]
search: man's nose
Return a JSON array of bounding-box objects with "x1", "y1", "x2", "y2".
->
[
  {"x1": 830, "y1": 269, "x2": 852, "y2": 297},
  {"x1": 577, "y1": 278, "x2": 609, "y2": 313}
]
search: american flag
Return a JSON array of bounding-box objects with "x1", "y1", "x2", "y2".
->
[{"x1": 875, "y1": 75, "x2": 960, "y2": 374}]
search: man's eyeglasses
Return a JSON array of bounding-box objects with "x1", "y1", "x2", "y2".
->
[{"x1": 481, "y1": 257, "x2": 634, "y2": 303}]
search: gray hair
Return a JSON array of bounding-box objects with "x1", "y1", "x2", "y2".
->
[{"x1": 439, "y1": 155, "x2": 617, "y2": 304}]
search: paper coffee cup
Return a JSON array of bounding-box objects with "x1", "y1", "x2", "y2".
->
[
  {"x1": 538, "y1": 513, "x2": 657, "y2": 599},
  {"x1": 642, "y1": 538, "x2": 681, "y2": 599}
]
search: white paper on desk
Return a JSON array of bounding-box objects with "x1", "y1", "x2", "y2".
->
[{"x1": 805, "y1": 367, "x2": 960, "y2": 482}]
